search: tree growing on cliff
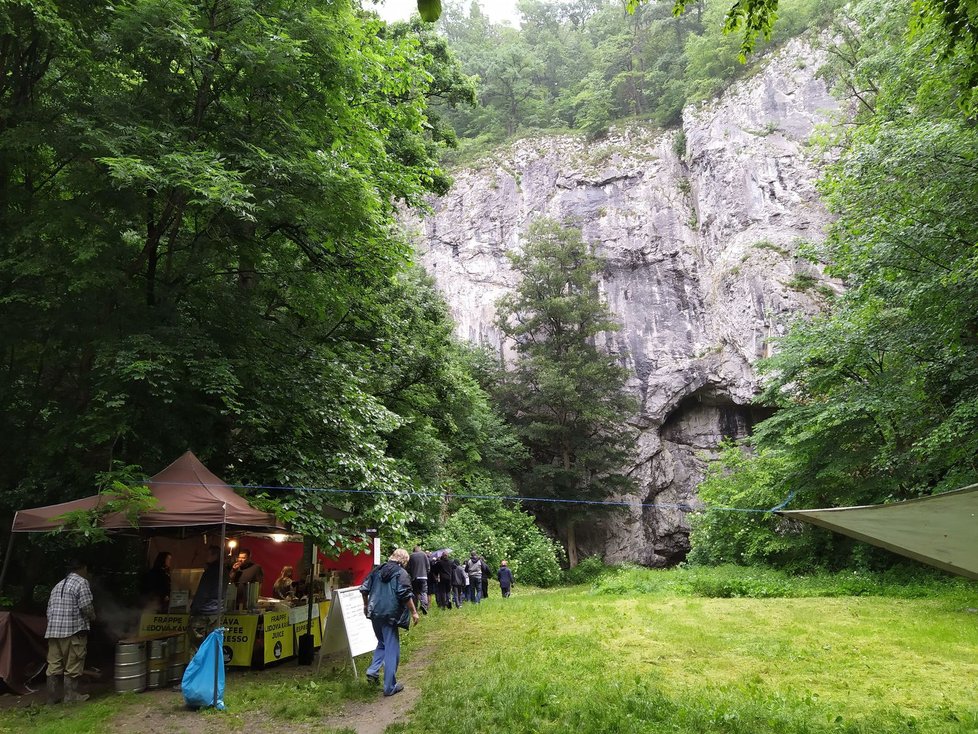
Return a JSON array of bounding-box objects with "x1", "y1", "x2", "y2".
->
[{"x1": 495, "y1": 219, "x2": 638, "y2": 567}]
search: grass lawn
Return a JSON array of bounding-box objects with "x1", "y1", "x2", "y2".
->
[
  {"x1": 3, "y1": 569, "x2": 976, "y2": 733},
  {"x1": 402, "y1": 574, "x2": 978, "y2": 734}
]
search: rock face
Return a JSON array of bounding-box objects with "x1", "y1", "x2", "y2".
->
[{"x1": 410, "y1": 37, "x2": 843, "y2": 565}]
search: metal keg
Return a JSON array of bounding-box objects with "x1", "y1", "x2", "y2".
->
[
  {"x1": 114, "y1": 641, "x2": 146, "y2": 693},
  {"x1": 170, "y1": 633, "x2": 186, "y2": 663},
  {"x1": 166, "y1": 659, "x2": 185, "y2": 686},
  {"x1": 147, "y1": 638, "x2": 167, "y2": 690}
]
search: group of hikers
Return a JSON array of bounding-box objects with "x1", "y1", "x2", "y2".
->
[
  {"x1": 359, "y1": 546, "x2": 515, "y2": 698},
  {"x1": 407, "y1": 547, "x2": 514, "y2": 613}
]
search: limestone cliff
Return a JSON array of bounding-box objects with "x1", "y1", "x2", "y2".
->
[{"x1": 409, "y1": 36, "x2": 844, "y2": 565}]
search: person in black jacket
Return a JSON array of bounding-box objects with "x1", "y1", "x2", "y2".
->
[
  {"x1": 360, "y1": 549, "x2": 419, "y2": 697},
  {"x1": 139, "y1": 551, "x2": 172, "y2": 612},
  {"x1": 497, "y1": 560, "x2": 514, "y2": 598},
  {"x1": 450, "y1": 560, "x2": 467, "y2": 608},
  {"x1": 407, "y1": 546, "x2": 430, "y2": 614},
  {"x1": 480, "y1": 556, "x2": 491, "y2": 600},
  {"x1": 435, "y1": 554, "x2": 454, "y2": 609}
]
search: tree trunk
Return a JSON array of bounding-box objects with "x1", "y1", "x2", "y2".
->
[{"x1": 566, "y1": 519, "x2": 578, "y2": 568}]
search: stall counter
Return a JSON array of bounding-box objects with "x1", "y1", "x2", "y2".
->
[{"x1": 138, "y1": 602, "x2": 331, "y2": 668}]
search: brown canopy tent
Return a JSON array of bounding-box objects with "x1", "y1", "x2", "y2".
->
[
  {"x1": 11, "y1": 450, "x2": 287, "y2": 533},
  {"x1": 4, "y1": 451, "x2": 295, "y2": 705},
  {"x1": 777, "y1": 483, "x2": 978, "y2": 581}
]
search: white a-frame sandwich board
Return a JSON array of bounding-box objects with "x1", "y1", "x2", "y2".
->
[{"x1": 319, "y1": 586, "x2": 377, "y2": 677}]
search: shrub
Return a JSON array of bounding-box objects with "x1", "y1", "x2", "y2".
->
[
  {"x1": 671, "y1": 129, "x2": 687, "y2": 160},
  {"x1": 562, "y1": 555, "x2": 613, "y2": 586},
  {"x1": 423, "y1": 502, "x2": 564, "y2": 587},
  {"x1": 591, "y1": 563, "x2": 976, "y2": 601}
]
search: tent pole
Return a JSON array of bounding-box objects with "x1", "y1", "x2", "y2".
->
[
  {"x1": 214, "y1": 507, "x2": 227, "y2": 709},
  {"x1": 0, "y1": 533, "x2": 15, "y2": 594}
]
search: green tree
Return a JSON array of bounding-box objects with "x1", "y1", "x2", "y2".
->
[
  {"x1": 690, "y1": 0, "x2": 978, "y2": 569},
  {"x1": 642, "y1": 0, "x2": 978, "y2": 112},
  {"x1": 0, "y1": 0, "x2": 489, "y2": 594},
  {"x1": 495, "y1": 219, "x2": 638, "y2": 567}
]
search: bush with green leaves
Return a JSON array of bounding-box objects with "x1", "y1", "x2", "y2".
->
[
  {"x1": 423, "y1": 502, "x2": 564, "y2": 587},
  {"x1": 562, "y1": 555, "x2": 613, "y2": 586},
  {"x1": 686, "y1": 441, "x2": 837, "y2": 570},
  {"x1": 592, "y1": 563, "x2": 976, "y2": 600}
]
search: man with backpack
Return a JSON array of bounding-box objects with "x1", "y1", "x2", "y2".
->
[{"x1": 360, "y1": 549, "x2": 420, "y2": 697}]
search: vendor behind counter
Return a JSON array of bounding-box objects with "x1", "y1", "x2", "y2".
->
[{"x1": 230, "y1": 548, "x2": 263, "y2": 609}]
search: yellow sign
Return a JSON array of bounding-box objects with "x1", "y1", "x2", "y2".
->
[
  {"x1": 222, "y1": 613, "x2": 259, "y2": 667},
  {"x1": 138, "y1": 612, "x2": 189, "y2": 636},
  {"x1": 291, "y1": 605, "x2": 324, "y2": 648},
  {"x1": 262, "y1": 612, "x2": 294, "y2": 664}
]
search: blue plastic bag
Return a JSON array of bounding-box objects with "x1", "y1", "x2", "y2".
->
[{"x1": 182, "y1": 628, "x2": 226, "y2": 710}]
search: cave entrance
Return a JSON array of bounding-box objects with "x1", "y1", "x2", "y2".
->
[{"x1": 660, "y1": 387, "x2": 774, "y2": 447}]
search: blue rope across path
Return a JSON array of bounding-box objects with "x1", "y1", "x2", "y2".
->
[{"x1": 145, "y1": 480, "x2": 795, "y2": 515}]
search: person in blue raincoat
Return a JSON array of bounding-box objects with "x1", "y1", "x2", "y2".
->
[{"x1": 359, "y1": 548, "x2": 420, "y2": 697}]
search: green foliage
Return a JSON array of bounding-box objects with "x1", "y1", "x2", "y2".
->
[
  {"x1": 495, "y1": 219, "x2": 638, "y2": 563},
  {"x1": 423, "y1": 503, "x2": 565, "y2": 587},
  {"x1": 561, "y1": 554, "x2": 612, "y2": 585},
  {"x1": 591, "y1": 563, "x2": 978, "y2": 601},
  {"x1": 689, "y1": 0, "x2": 978, "y2": 571},
  {"x1": 438, "y1": 0, "x2": 840, "y2": 150},
  {"x1": 644, "y1": 0, "x2": 978, "y2": 113},
  {"x1": 686, "y1": 442, "x2": 827, "y2": 569},
  {"x1": 0, "y1": 0, "x2": 517, "y2": 598},
  {"x1": 55, "y1": 471, "x2": 157, "y2": 545},
  {"x1": 671, "y1": 129, "x2": 688, "y2": 160},
  {"x1": 417, "y1": 0, "x2": 443, "y2": 23}
]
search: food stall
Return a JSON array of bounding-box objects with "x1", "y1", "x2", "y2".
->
[
  {"x1": 142, "y1": 530, "x2": 375, "y2": 668},
  {"x1": 9, "y1": 451, "x2": 372, "y2": 684}
]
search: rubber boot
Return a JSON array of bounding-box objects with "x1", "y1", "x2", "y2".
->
[
  {"x1": 46, "y1": 675, "x2": 63, "y2": 704},
  {"x1": 63, "y1": 675, "x2": 89, "y2": 703}
]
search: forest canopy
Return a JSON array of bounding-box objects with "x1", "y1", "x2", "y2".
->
[
  {"x1": 0, "y1": 0, "x2": 565, "y2": 594},
  {"x1": 434, "y1": 0, "x2": 842, "y2": 150}
]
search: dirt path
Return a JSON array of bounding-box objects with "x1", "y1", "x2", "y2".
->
[
  {"x1": 105, "y1": 645, "x2": 434, "y2": 734},
  {"x1": 313, "y1": 653, "x2": 428, "y2": 734}
]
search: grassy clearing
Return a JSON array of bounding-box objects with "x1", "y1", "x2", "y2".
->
[
  {"x1": 404, "y1": 571, "x2": 978, "y2": 733},
  {"x1": 4, "y1": 568, "x2": 976, "y2": 733},
  {"x1": 225, "y1": 664, "x2": 375, "y2": 720}
]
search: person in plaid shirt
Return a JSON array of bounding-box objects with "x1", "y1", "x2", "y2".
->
[{"x1": 45, "y1": 559, "x2": 95, "y2": 704}]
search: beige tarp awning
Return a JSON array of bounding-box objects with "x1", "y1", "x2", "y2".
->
[
  {"x1": 778, "y1": 484, "x2": 978, "y2": 581},
  {"x1": 12, "y1": 451, "x2": 288, "y2": 532}
]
